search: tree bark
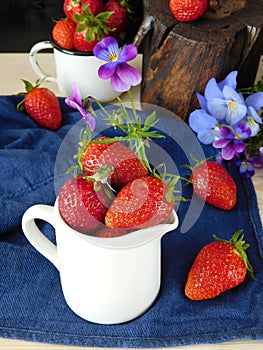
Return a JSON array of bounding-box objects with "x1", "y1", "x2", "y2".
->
[{"x1": 134, "y1": 0, "x2": 263, "y2": 120}]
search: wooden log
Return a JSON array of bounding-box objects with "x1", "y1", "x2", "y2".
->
[{"x1": 134, "y1": 0, "x2": 263, "y2": 121}]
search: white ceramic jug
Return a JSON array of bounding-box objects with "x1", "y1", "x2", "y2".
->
[{"x1": 22, "y1": 199, "x2": 179, "y2": 324}]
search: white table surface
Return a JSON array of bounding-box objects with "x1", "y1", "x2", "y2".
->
[{"x1": 0, "y1": 52, "x2": 262, "y2": 350}]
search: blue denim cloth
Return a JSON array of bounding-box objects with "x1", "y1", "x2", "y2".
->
[{"x1": 0, "y1": 95, "x2": 263, "y2": 347}]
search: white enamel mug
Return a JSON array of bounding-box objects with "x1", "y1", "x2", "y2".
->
[
  {"x1": 22, "y1": 199, "x2": 178, "y2": 324},
  {"x1": 29, "y1": 39, "x2": 122, "y2": 102}
]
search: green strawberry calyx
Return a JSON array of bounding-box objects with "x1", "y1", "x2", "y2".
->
[
  {"x1": 213, "y1": 230, "x2": 255, "y2": 280},
  {"x1": 74, "y1": 5, "x2": 114, "y2": 42},
  {"x1": 152, "y1": 163, "x2": 187, "y2": 204},
  {"x1": 118, "y1": 0, "x2": 132, "y2": 14},
  {"x1": 16, "y1": 78, "x2": 46, "y2": 112}
]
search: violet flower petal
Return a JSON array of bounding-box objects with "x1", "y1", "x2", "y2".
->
[
  {"x1": 207, "y1": 97, "x2": 228, "y2": 121},
  {"x1": 93, "y1": 37, "x2": 119, "y2": 61},
  {"x1": 110, "y1": 71, "x2": 130, "y2": 92},
  {"x1": 81, "y1": 113, "x2": 96, "y2": 131},
  {"x1": 234, "y1": 141, "x2": 247, "y2": 154},
  {"x1": 98, "y1": 62, "x2": 117, "y2": 80},
  {"x1": 213, "y1": 138, "x2": 231, "y2": 149},
  {"x1": 218, "y1": 71, "x2": 238, "y2": 90},
  {"x1": 189, "y1": 109, "x2": 218, "y2": 132},
  {"x1": 239, "y1": 161, "x2": 255, "y2": 178},
  {"x1": 118, "y1": 44, "x2": 138, "y2": 62},
  {"x1": 64, "y1": 98, "x2": 83, "y2": 112},
  {"x1": 196, "y1": 93, "x2": 207, "y2": 111},
  {"x1": 116, "y1": 63, "x2": 142, "y2": 87},
  {"x1": 235, "y1": 123, "x2": 251, "y2": 138},
  {"x1": 219, "y1": 126, "x2": 234, "y2": 139},
  {"x1": 72, "y1": 82, "x2": 82, "y2": 105},
  {"x1": 246, "y1": 92, "x2": 263, "y2": 112},
  {"x1": 247, "y1": 106, "x2": 262, "y2": 124},
  {"x1": 221, "y1": 143, "x2": 236, "y2": 160},
  {"x1": 204, "y1": 77, "x2": 224, "y2": 101},
  {"x1": 198, "y1": 130, "x2": 219, "y2": 144},
  {"x1": 223, "y1": 86, "x2": 247, "y2": 125}
]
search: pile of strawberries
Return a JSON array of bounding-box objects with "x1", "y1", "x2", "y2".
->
[
  {"x1": 58, "y1": 135, "x2": 176, "y2": 237},
  {"x1": 52, "y1": 0, "x2": 129, "y2": 52}
]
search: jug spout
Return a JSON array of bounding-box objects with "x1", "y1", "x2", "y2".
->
[{"x1": 88, "y1": 209, "x2": 179, "y2": 250}]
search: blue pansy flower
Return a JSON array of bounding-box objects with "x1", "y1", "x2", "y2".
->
[{"x1": 189, "y1": 109, "x2": 219, "y2": 144}]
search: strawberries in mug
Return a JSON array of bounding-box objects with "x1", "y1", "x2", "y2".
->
[
  {"x1": 58, "y1": 177, "x2": 112, "y2": 235},
  {"x1": 81, "y1": 136, "x2": 148, "y2": 189},
  {"x1": 105, "y1": 176, "x2": 175, "y2": 229},
  {"x1": 103, "y1": 0, "x2": 129, "y2": 36},
  {"x1": 63, "y1": 0, "x2": 103, "y2": 22},
  {"x1": 52, "y1": 18, "x2": 76, "y2": 50}
]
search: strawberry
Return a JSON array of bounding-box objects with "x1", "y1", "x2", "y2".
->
[
  {"x1": 103, "y1": 0, "x2": 129, "y2": 36},
  {"x1": 185, "y1": 230, "x2": 254, "y2": 300},
  {"x1": 190, "y1": 161, "x2": 237, "y2": 210},
  {"x1": 96, "y1": 226, "x2": 131, "y2": 237},
  {"x1": 17, "y1": 79, "x2": 62, "y2": 130},
  {"x1": 52, "y1": 18, "x2": 76, "y2": 50},
  {"x1": 73, "y1": 28, "x2": 100, "y2": 51},
  {"x1": 63, "y1": 0, "x2": 103, "y2": 23},
  {"x1": 81, "y1": 136, "x2": 148, "y2": 189},
  {"x1": 105, "y1": 176, "x2": 175, "y2": 229},
  {"x1": 73, "y1": 5, "x2": 112, "y2": 52},
  {"x1": 169, "y1": 0, "x2": 210, "y2": 22},
  {"x1": 58, "y1": 177, "x2": 112, "y2": 235}
]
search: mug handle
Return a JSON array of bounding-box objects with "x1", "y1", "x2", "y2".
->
[
  {"x1": 22, "y1": 204, "x2": 59, "y2": 270},
  {"x1": 29, "y1": 41, "x2": 57, "y2": 83}
]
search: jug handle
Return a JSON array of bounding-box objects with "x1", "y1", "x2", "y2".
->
[{"x1": 22, "y1": 204, "x2": 59, "y2": 270}]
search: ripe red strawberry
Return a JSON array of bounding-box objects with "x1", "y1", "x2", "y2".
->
[
  {"x1": 169, "y1": 0, "x2": 210, "y2": 22},
  {"x1": 105, "y1": 176, "x2": 175, "y2": 229},
  {"x1": 96, "y1": 226, "x2": 131, "y2": 237},
  {"x1": 52, "y1": 18, "x2": 76, "y2": 50},
  {"x1": 103, "y1": 0, "x2": 129, "y2": 36},
  {"x1": 190, "y1": 161, "x2": 237, "y2": 210},
  {"x1": 17, "y1": 80, "x2": 62, "y2": 130},
  {"x1": 81, "y1": 136, "x2": 148, "y2": 189},
  {"x1": 58, "y1": 177, "x2": 112, "y2": 235},
  {"x1": 185, "y1": 230, "x2": 254, "y2": 300},
  {"x1": 74, "y1": 28, "x2": 100, "y2": 51},
  {"x1": 63, "y1": 0, "x2": 103, "y2": 22}
]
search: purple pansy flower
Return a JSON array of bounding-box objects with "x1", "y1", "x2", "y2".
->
[
  {"x1": 239, "y1": 160, "x2": 255, "y2": 178},
  {"x1": 65, "y1": 83, "x2": 96, "y2": 131},
  {"x1": 213, "y1": 123, "x2": 251, "y2": 160},
  {"x1": 232, "y1": 157, "x2": 255, "y2": 178},
  {"x1": 93, "y1": 36, "x2": 142, "y2": 92}
]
